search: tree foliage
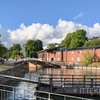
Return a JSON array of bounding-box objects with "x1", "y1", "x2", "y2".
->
[
  {"x1": 84, "y1": 38, "x2": 100, "y2": 47},
  {"x1": 9, "y1": 44, "x2": 21, "y2": 58},
  {"x1": 47, "y1": 43, "x2": 57, "y2": 49},
  {"x1": 61, "y1": 29, "x2": 87, "y2": 48},
  {"x1": 24, "y1": 39, "x2": 43, "y2": 58},
  {"x1": 0, "y1": 44, "x2": 7, "y2": 57},
  {"x1": 82, "y1": 51, "x2": 93, "y2": 66}
]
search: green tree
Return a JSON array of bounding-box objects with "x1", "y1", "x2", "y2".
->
[
  {"x1": 61, "y1": 29, "x2": 87, "y2": 48},
  {"x1": 0, "y1": 44, "x2": 7, "y2": 57},
  {"x1": 9, "y1": 44, "x2": 21, "y2": 58},
  {"x1": 61, "y1": 33, "x2": 72, "y2": 48},
  {"x1": 24, "y1": 39, "x2": 43, "y2": 58},
  {"x1": 47, "y1": 43, "x2": 56, "y2": 49},
  {"x1": 84, "y1": 38, "x2": 100, "y2": 47},
  {"x1": 35, "y1": 39, "x2": 43, "y2": 51},
  {"x1": 82, "y1": 51, "x2": 93, "y2": 66}
]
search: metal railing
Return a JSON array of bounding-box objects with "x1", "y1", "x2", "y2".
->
[
  {"x1": 0, "y1": 84, "x2": 93, "y2": 100},
  {"x1": 39, "y1": 74, "x2": 100, "y2": 88}
]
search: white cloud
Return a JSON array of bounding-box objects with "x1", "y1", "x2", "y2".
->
[
  {"x1": 8, "y1": 23, "x2": 54, "y2": 43},
  {"x1": 0, "y1": 24, "x2": 2, "y2": 29},
  {"x1": 73, "y1": 12, "x2": 84, "y2": 20},
  {"x1": 1, "y1": 19, "x2": 100, "y2": 47}
]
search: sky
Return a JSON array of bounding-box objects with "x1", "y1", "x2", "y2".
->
[{"x1": 0, "y1": 0, "x2": 100, "y2": 48}]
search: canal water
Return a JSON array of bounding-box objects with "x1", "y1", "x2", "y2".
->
[{"x1": 6, "y1": 66, "x2": 100, "y2": 100}]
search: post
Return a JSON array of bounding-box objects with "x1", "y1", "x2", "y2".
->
[
  {"x1": 91, "y1": 78, "x2": 93, "y2": 88},
  {"x1": 38, "y1": 77, "x2": 40, "y2": 87},
  {"x1": 61, "y1": 72, "x2": 63, "y2": 87},
  {"x1": 64, "y1": 96, "x2": 66, "y2": 100},
  {"x1": 13, "y1": 87, "x2": 15, "y2": 100},
  {"x1": 48, "y1": 93, "x2": 51, "y2": 100},
  {"x1": 72, "y1": 75, "x2": 74, "y2": 87},
  {"x1": 84, "y1": 75, "x2": 85, "y2": 87},
  {"x1": 50, "y1": 77, "x2": 53, "y2": 92}
]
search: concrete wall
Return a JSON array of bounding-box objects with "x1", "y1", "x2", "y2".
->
[{"x1": 28, "y1": 62, "x2": 41, "y2": 72}]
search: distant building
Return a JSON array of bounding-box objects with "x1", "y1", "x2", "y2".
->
[{"x1": 37, "y1": 46, "x2": 100, "y2": 64}]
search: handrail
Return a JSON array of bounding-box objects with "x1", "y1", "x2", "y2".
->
[
  {"x1": 40, "y1": 74, "x2": 100, "y2": 76},
  {"x1": 36, "y1": 90, "x2": 94, "y2": 100},
  {"x1": 0, "y1": 84, "x2": 93, "y2": 100}
]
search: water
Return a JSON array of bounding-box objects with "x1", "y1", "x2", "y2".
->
[
  {"x1": 6, "y1": 70, "x2": 41, "y2": 100},
  {"x1": 5, "y1": 66, "x2": 100, "y2": 100}
]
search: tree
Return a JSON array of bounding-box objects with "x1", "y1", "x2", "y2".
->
[
  {"x1": 82, "y1": 51, "x2": 93, "y2": 66},
  {"x1": 24, "y1": 39, "x2": 43, "y2": 58},
  {"x1": 61, "y1": 33, "x2": 72, "y2": 48},
  {"x1": 61, "y1": 29, "x2": 87, "y2": 48},
  {"x1": 9, "y1": 44, "x2": 21, "y2": 58},
  {"x1": 84, "y1": 38, "x2": 100, "y2": 47},
  {"x1": 0, "y1": 44, "x2": 7, "y2": 57},
  {"x1": 35, "y1": 39, "x2": 43, "y2": 51},
  {"x1": 47, "y1": 43, "x2": 57, "y2": 49}
]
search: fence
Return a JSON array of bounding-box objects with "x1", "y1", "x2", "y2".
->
[{"x1": 0, "y1": 84, "x2": 93, "y2": 100}]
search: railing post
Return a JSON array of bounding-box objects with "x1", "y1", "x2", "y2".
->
[
  {"x1": 91, "y1": 78, "x2": 93, "y2": 88},
  {"x1": 72, "y1": 75, "x2": 74, "y2": 87},
  {"x1": 13, "y1": 87, "x2": 15, "y2": 100},
  {"x1": 64, "y1": 96, "x2": 66, "y2": 100},
  {"x1": 48, "y1": 93, "x2": 51, "y2": 100},
  {"x1": 84, "y1": 75, "x2": 85, "y2": 87},
  {"x1": 61, "y1": 74, "x2": 62, "y2": 87},
  {"x1": 38, "y1": 77, "x2": 40, "y2": 87},
  {"x1": 50, "y1": 77, "x2": 53, "y2": 92},
  {"x1": 63, "y1": 78, "x2": 65, "y2": 93},
  {"x1": 1, "y1": 90, "x2": 2, "y2": 100},
  {"x1": 3, "y1": 86, "x2": 5, "y2": 100}
]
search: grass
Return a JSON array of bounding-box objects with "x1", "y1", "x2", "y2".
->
[
  {"x1": 88, "y1": 62, "x2": 100, "y2": 67},
  {"x1": 0, "y1": 65, "x2": 13, "y2": 72}
]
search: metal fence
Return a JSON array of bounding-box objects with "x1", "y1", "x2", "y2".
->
[{"x1": 0, "y1": 84, "x2": 93, "y2": 100}]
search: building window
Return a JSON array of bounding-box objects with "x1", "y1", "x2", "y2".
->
[
  {"x1": 58, "y1": 52, "x2": 60, "y2": 54},
  {"x1": 72, "y1": 57, "x2": 74, "y2": 61},
  {"x1": 58, "y1": 58, "x2": 60, "y2": 61},
  {"x1": 72, "y1": 51, "x2": 74, "y2": 54},
  {"x1": 77, "y1": 57, "x2": 80, "y2": 62}
]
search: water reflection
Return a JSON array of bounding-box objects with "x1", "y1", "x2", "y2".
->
[
  {"x1": 43, "y1": 66, "x2": 99, "y2": 75},
  {"x1": 6, "y1": 66, "x2": 100, "y2": 99}
]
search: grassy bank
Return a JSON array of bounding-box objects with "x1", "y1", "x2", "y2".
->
[
  {"x1": 0, "y1": 65, "x2": 13, "y2": 72},
  {"x1": 88, "y1": 62, "x2": 100, "y2": 67}
]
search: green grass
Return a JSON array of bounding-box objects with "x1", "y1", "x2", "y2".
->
[
  {"x1": 88, "y1": 62, "x2": 100, "y2": 67},
  {"x1": 0, "y1": 65, "x2": 13, "y2": 72}
]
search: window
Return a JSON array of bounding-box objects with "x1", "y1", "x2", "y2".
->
[
  {"x1": 72, "y1": 57, "x2": 74, "y2": 61},
  {"x1": 77, "y1": 57, "x2": 80, "y2": 62},
  {"x1": 72, "y1": 51, "x2": 74, "y2": 54}
]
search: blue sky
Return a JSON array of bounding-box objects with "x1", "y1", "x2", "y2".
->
[{"x1": 0, "y1": 0, "x2": 100, "y2": 47}]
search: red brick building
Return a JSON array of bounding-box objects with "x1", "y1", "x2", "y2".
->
[{"x1": 37, "y1": 46, "x2": 100, "y2": 64}]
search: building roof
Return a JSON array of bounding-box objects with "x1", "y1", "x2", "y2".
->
[
  {"x1": 66, "y1": 46, "x2": 100, "y2": 51},
  {"x1": 37, "y1": 46, "x2": 65, "y2": 53},
  {"x1": 37, "y1": 45, "x2": 100, "y2": 53}
]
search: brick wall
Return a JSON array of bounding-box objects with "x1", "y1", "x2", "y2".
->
[{"x1": 37, "y1": 48, "x2": 100, "y2": 64}]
